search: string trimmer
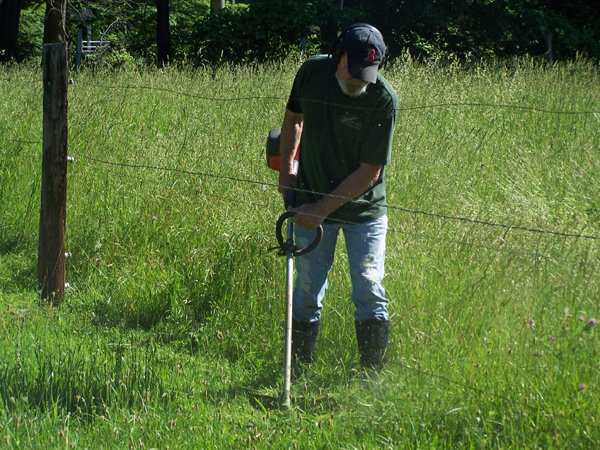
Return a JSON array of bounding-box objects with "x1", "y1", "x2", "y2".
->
[{"x1": 267, "y1": 128, "x2": 323, "y2": 408}]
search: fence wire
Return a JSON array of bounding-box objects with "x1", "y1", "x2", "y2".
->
[
  {"x1": 81, "y1": 154, "x2": 599, "y2": 242},
  {"x1": 5, "y1": 137, "x2": 598, "y2": 243},
  {"x1": 3, "y1": 76, "x2": 600, "y2": 115},
  {"x1": 67, "y1": 80, "x2": 600, "y2": 115}
]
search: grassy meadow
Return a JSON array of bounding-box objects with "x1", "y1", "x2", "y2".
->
[{"x1": 0, "y1": 56, "x2": 599, "y2": 448}]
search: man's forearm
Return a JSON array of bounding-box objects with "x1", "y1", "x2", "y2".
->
[
  {"x1": 316, "y1": 163, "x2": 382, "y2": 216},
  {"x1": 292, "y1": 163, "x2": 383, "y2": 229}
]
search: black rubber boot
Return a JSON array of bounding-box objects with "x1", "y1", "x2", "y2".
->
[
  {"x1": 355, "y1": 320, "x2": 389, "y2": 370},
  {"x1": 292, "y1": 320, "x2": 320, "y2": 364}
]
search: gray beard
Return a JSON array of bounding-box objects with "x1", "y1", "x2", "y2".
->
[{"x1": 337, "y1": 79, "x2": 368, "y2": 98}]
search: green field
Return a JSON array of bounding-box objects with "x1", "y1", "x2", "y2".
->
[{"x1": 0, "y1": 57, "x2": 599, "y2": 448}]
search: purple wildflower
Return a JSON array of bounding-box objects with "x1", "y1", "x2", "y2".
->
[
  {"x1": 549, "y1": 335, "x2": 557, "y2": 342},
  {"x1": 588, "y1": 318, "x2": 597, "y2": 326},
  {"x1": 578, "y1": 315, "x2": 586, "y2": 321},
  {"x1": 578, "y1": 383, "x2": 587, "y2": 392}
]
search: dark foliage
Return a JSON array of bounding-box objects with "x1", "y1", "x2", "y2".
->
[{"x1": 2, "y1": 0, "x2": 599, "y2": 64}]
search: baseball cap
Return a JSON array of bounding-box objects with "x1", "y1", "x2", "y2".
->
[{"x1": 341, "y1": 24, "x2": 386, "y2": 83}]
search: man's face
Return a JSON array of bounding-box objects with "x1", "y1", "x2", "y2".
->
[{"x1": 335, "y1": 53, "x2": 369, "y2": 98}]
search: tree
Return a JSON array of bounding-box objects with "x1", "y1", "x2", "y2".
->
[
  {"x1": 156, "y1": 0, "x2": 171, "y2": 65},
  {"x1": 0, "y1": 0, "x2": 43, "y2": 60},
  {"x1": 7, "y1": 0, "x2": 600, "y2": 64},
  {"x1": 0, "y1": 0, "x2": 22, "y2": 60}
]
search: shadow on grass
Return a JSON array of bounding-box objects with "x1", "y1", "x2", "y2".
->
[
  {"x1": 200, "y1": 360, "x2": 343, "y2": 413},
  {"x1": 0, "y1": 251, "x2": 37, "y2": 293}
]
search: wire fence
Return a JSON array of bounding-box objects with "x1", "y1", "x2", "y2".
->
[
  {"x1": 1, "y1": 76, "x2": 599, "y2": 442},
  {"x1": 3, "y1": 83, "x2": 598, "y2": 300},
  {"x1": 4, "y1": 135, "x2": 597, "y2": 243},
  {"x1": 78, "y1": 154, "x2": 591, "y2": 266},
  {"x1": 80, "y1": 153, "x2": 599, "y2": 241},
  {"x1": 3, "y1": 76, "x2": 600, "y2": 115},
  {"x1": 1, "y1": 76, "x2": 598, "y2": 271},
  {"x1": 70, "y1": 79, "x2": 600, "y2": 115}
]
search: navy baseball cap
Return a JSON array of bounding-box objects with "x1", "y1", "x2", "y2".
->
[{"x1": 342, "y1": 24, "x2": 386, "y2": 83}]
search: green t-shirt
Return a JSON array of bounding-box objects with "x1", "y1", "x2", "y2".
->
[{"x1": 287, "y1": 55, "x2": 397, "y2": 223}]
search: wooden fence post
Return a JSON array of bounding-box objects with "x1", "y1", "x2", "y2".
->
[
  {"x1": 38, "y1": 42, "x2": 68, "y2": 305},
  {"x1": 211, "y1": 0, "x2": 225, "y2": 13}
]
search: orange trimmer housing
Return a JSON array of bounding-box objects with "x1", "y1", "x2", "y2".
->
[{"x1": 266, "y1": 128, "x2": 299, "y2": 172}]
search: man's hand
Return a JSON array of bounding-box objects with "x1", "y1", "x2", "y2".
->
[
  {"x1": 290, "y1": 163, "x2": 383, "y2": 228},
  {"x1": 292, "y1": 202, "x2": 327, "y2": 229}
]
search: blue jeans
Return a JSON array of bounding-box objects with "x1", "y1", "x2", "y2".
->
[{"x1": 292, "y1": 215, "x2": 388, "y2": 323}]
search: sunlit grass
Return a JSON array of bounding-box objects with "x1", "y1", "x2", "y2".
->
[{"x1": 0, "y1": 56, "x2": 598, "y2": 447}]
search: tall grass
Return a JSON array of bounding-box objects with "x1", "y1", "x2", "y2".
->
[{"x1": 0, "y1": 56, "x2": 598, "y2": 448}]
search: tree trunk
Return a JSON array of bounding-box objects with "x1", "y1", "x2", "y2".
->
[
  {"x1": 0, "y1": 0, "x2": 22, "y2": 61},
  {"x1": 320, "y1": 0, "x2": 340, "y2": 54},
  {"x1": 156, "y1": 0, "x2": 171, "y2": 66}
]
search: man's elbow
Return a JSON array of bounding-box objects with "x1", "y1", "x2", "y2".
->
[
  {"x1": 361, "y1": 163, "x2": 383, "y2": 185},
  {"x1": 285, "y1": 109, "x2": 304, "y2": 126}
]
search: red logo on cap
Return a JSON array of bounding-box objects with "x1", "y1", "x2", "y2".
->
[{"x1": 366, "y1": 48, "x2": 377, "y2": 63}]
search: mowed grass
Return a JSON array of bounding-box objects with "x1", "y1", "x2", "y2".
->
[{"x1": 0, "y1": 56, "x2": 598, "y2": 448}]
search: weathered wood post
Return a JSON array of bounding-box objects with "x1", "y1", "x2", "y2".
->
[
  {"x1": 210, "y1": 0, "x2": 225, "y2": 12},
  {"x1": 39, "y1": 0, "x2": 68, "y2": 305}
]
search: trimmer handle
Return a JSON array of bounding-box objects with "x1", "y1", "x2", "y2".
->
[{"x1": 275, "y1": 211, "x2": 323, "y2": 257}]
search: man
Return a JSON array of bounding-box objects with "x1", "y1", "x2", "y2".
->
[{"x1": 278, "y1": 23, "x2": 397, "y2": 370}]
